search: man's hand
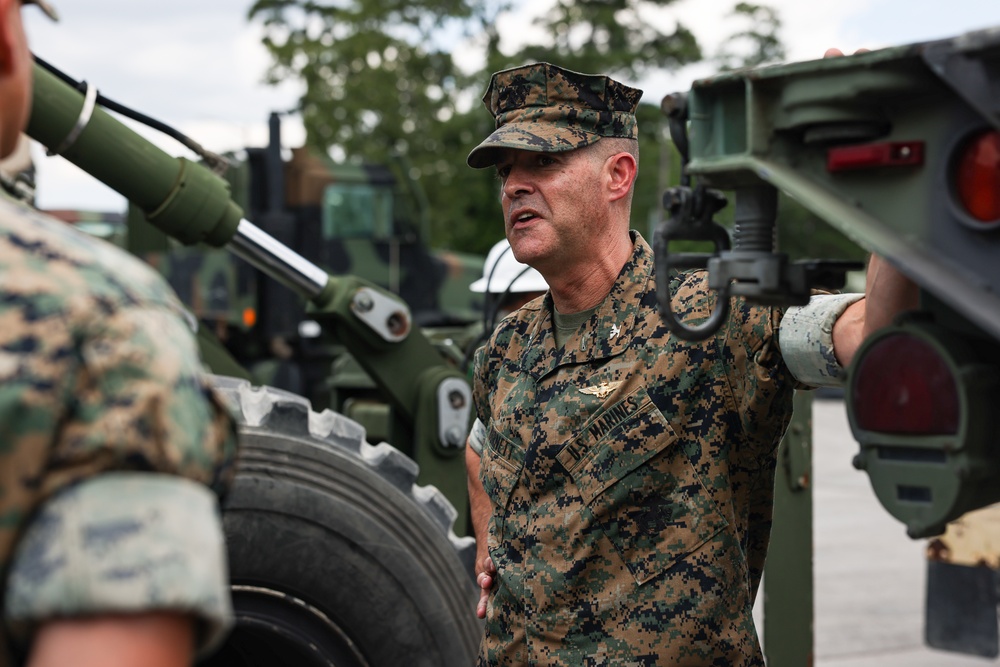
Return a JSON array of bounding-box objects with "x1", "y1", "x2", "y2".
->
[
  {"x1": 466, "y1": 437, "x2": 496, "y2": 620},
  {"x1": 476, "y1": 556, "x2": 497, "y2": 620}
]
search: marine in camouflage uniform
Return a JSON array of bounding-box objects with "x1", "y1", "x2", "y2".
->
[
  {"x1": 0, "y1": 1, "x2": 237, "y2": 662},
  {"x1": 465, "y1": 63, "x2": 864, "y2": 666},
  {"x1": 0, "y1": 193, "x2": 237, "y2": 664}
]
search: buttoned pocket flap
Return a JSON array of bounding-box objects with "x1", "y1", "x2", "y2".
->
[{"x1": 558, "y1": 388, "x2": 729, "y2": 584}]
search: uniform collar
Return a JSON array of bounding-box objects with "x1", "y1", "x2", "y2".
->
[{"x1": 520, "y1": 231, "x2": 653, "y2": 380}]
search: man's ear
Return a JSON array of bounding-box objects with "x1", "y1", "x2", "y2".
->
[{"x1": 606, "y1": 152, "x2": 638, "y2": 203}]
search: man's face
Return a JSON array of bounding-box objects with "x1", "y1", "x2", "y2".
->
[
  {"x1": 0, "y1": 0, "x2": 32, "y2": 158},
  {"x1": 494, "y1": 145, "x2": 610, "y2": 277}
]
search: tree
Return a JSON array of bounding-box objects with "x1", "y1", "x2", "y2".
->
[
  {"x1": 500, "y1": 0, "x2": 700, "y2": 80},
  {"x1": 249, "y1": 0, "x2": 518, "y2": 256},
  {"x1": 248, "y1": 0, "x2": 794, "y2": 257},
  {"x1": 249, "y1": 0, "x2": 497, "y2": 162},
  {"x1": 714, "y1": 2, "x2": 785, "y2": 70}
]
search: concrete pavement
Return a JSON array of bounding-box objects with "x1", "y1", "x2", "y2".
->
[{"x1": 788, "y1": 398, "x2": 993, "y2": 666}]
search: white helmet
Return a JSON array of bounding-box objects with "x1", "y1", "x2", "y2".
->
[{"x1": 470, "y1": 239, "x2": 548, "y2": 294}]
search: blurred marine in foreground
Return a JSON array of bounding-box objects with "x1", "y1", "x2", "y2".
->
[{"x1": 0, "y1": 1, "x2": 237, "y2": 666}]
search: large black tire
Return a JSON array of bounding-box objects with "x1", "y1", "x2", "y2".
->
[{"x1": 203, "y1": 376, "x2": 482, "y2": 667}]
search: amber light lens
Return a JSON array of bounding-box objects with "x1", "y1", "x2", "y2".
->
[
  {"x1": 851, "y1": 334, "x2": 960, "y2": 435},
  {"x1": 955, "y1": 129, "x2": 1000, "y2": 223}
]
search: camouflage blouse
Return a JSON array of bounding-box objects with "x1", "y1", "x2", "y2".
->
[
  {"x1": 473, "y1": 233, "x2": 795, "y2": 666},
  {"x1": 0, "y1": 198, "x2": 236, "y2": 663}
]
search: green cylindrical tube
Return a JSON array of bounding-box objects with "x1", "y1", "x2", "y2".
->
[{"x1": 26, "y1": 62, "x2": 242, "y2": 248}]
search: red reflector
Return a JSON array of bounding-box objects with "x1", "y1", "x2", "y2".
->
[
  {"x1": 827, "y1": 141, "x2": 924, "y2": 172},
  {"x1": 851, "y1": 333, "x2": 959, "y2": 435},
  {"x1": 955, "y1": 130, "x2": 1000, "y2": 223}
]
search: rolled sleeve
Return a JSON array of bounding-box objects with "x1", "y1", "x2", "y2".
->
[
  {"x1": 468, "y1": 418, "x2": 487, "y2": 457},
  {"x1": 778, "y1": 293, "x2": 864, "y2": 388},
  {"x1": 4, "y1": 472, "x2": 233, "y2": 657}
]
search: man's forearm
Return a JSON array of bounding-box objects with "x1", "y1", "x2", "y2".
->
[
  {"x1": 832, "y1": 255, "x2": 920, "y2": 368},
  {"x1": 465, "y1": 445, "x2": 491, "y2": 572},
  {"x1": 28, "y1": 613, "x2": 193, "y2": 667}
]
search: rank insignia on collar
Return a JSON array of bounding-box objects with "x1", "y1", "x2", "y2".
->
[
  {"x1": 610, "y1": 323, "x2": 621, "y2": 339},
  {"x1": 580, "y1": 380, "x2": 622, "y2": 399}
]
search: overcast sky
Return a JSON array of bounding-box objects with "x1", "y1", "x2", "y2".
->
[{"x1": 22, "y1": 0, "x2": 1000, "y2": 211}]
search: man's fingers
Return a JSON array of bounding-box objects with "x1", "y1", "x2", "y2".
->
[
  {"x1": 475, "y1": 572, "x2": 492, "y2": 619},
  {"x1": 476, "y1": 588, "x2": 489, "y2": 619},
  {"x1": 824, "y1": 47, "x2": 870, "y2": 59},
  {"x1": 474, "y1": 557, "x2": 496, "y2": 618}
]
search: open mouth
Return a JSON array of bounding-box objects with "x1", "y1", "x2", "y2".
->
[{"x1": 512, "y1": 211, "x2": 539, "y2": 225}]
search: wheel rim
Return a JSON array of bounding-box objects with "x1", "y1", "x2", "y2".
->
[{"x1": 206, "y1": 585, "x2": 370, "y2": 667}]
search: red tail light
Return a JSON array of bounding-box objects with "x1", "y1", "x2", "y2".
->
[
  {"x1": 954, "y1": 129, "x2": 1000, "y2": 223},
  {"x1": 827, "y1": 141, "x2": 924, "y2": 172},
  {"x1": 851, "y1": 333, "x2": 960, "y2": 435}
]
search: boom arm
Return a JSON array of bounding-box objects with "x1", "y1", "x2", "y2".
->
[{"x1": 25, "y1": 60, "x2": 470, "y2": 476}]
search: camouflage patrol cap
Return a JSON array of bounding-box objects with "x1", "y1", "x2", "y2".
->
[{"x1": 467, "y1": 62, "x2": 642, "y2": 169}]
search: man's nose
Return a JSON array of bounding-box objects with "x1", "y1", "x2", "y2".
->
[{"x1": 502, "y1": 164, "x2": 533, "y2": 200}]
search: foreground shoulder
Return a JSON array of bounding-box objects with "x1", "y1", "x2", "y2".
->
[
  {"x1": 0, "y1": 199, "x2": 183, "y2": 314},
  {"x1": 5, "y1": 472, "x2": 232, "y2": 656}
]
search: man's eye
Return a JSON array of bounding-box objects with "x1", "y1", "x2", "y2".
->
[
  {"x1": 495, "y1": 166, "x2": 511, "y2": 180},
  {"x1": 537, "y1": 155, "x2": 556, "y2": 167}
]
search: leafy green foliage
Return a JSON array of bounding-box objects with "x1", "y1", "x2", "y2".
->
[
  {"x1": 249, "y1": 0, "x2": 863, "y2": 266},
  {"x1": 250, "y1": 0, "x2": 510, "y2": 255},
  {"x1": 502, "y1": 0, "x2": 700, "y2": 79},
  {"x1": 248, "y1": 0, "x2": 706, "y2": 256},
  {"x1": 715, "y1": 2, "x2": 785, "y2": 70}
]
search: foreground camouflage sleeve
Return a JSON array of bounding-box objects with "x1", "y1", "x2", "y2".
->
[
  {"x1": 467, "y1": 418, "x2": 487, "y2": 457},
  {"x1": 0, "y1": 202, "x2": 237, "y2": 655},
  {"x1": 778, "y1": 293, "x2": 864, "y2": 387},
  {"x1": 472, "y1": 342, "x2": 494, "y2": 432},
  {"x1": 4, "y1": 473, "x2": 232, "y2": 656}
]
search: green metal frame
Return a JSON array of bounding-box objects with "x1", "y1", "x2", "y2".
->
[{"x1": 763, "y1": 391, "x2": 814, "y2": 667}]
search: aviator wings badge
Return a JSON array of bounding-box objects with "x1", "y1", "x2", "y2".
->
[{"x1": 580, "y1": 380, "x2": 623, "y2": 399}]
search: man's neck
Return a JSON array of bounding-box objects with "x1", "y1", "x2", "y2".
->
[{"x1": 547, "y1": 232, "x2": 633, "y2": 314}]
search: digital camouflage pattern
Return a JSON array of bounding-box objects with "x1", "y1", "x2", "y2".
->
[
  {"x1": 473, "y1": 233, "x2": 797, "y2": 666},
  {"x1": 0, "y1": 196, "x2": 237, "y2": 664},
  {"x1": 5, "y1": 473, "x2": 232, "y2": 656},
  {"x1": 467, "y1": 63, "x2": 642, "y2": 169},
  {"x1": 779, "y1": 292, "x2": 864, "y2": 388}
]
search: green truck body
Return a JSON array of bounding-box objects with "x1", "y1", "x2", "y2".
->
[{"x1": 659, "y1": 25, "x2": 1000, "y2": 660}]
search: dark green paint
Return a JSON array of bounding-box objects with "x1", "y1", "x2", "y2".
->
[{"x1": 763, "y1": 391, "x2": 814, "y2": 667}]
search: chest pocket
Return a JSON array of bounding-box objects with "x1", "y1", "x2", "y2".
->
[{"x1": 556, "y1": 387, "x2": 728, "y2": 585}]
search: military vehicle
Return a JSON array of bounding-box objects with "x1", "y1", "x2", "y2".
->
[
  {"x1": 653, "y1": 24, "x2": 1000, "y2": 663},
  {"x1": 126, "y1": 111, "x2": 484, "y2": 418},
  {"x1": 28, "y1": 59, "x2": 481, "y2": 666},
  {"x1": 118, "y1": 113, "x2": 488, "y2": 531}
]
